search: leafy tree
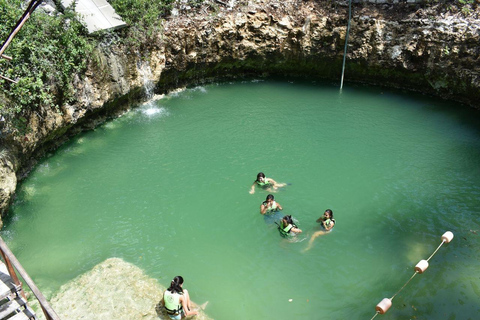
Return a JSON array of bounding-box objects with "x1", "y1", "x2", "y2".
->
[{"x1": 0, "y1": 0, "x2": 93, "y2": 135}]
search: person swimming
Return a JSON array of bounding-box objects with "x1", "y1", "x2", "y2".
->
[
  {"x1": 249, "y1": 172, "x2": 286, "y2": 194},
  {"x1": 260, "y1": 194, "x2": 283, "y2": 215},
  {"x1": 303, "y1": 209, "x2": 335, "y2": 252},
  {"x1": 316, "y1": 209, "x2": 335, "y2": 232},
  {"x1": 278, "y1": 215, "x2": 302, "y2": 237}
]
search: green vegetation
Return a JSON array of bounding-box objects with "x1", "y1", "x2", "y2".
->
[
  {"x1": 428, "y1": 0, "x2": 478, "y2": 16},
  {"x1": 0, "y1": 0, "x2": 180, "y2": 137},
  {"x1": 458, "y1": 0, "x2": 475, "y2": 14},
  {"x1": 0, "y1": 0, "x2": 93, "y2": 135},
  {"x1": 110, "y1": 0, "x2": 175, "y2": 52}
]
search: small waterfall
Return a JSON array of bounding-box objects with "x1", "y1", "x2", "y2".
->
[{"x1": 138, "y1": 60, "x2": 154, "y2": 100}]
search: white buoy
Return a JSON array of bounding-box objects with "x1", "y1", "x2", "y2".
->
[
  {"x1": 441, "y1": 231, "x2": 454, "y2": 243},
  {"x1": 415, "y1": 259, "x2": 429, "y2": 273},
  {"x1": 375, "y1": 298, "x2": 392, "y2": 314}
]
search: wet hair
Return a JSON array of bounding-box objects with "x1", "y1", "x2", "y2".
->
[
  {"x1": 282, "y1": 215, "x2": 295, "y2": 227},
  {"x1": 325, "y1": 209, "x2": 333, "y2": 219},
  {"x1": 265, "y1": 194, "x2": 274, "y2": 201},
  {"x1": 167, "y1": 276, "x2": 184, "y2": 294},
  {"x1": 256, "y1": 172, "x2": 266, "y2": 181}
]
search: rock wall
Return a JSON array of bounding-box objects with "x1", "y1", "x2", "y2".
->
[{"x1": 0, "y1": 0, "x2": 479, "y2": 222}]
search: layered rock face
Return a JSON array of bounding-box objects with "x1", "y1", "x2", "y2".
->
[{"x1": 0, "y1": 1, "x2": 479, "y2": 221}]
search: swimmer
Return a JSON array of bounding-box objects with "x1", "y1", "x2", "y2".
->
[
  {"x1": 249, "y1": 172, "x2": 286, "y2": 194},
  {"x1": 260, "y1": 194, "x2": 283, "y2": 215},
  {"x1": 161, "y1": 276, "x2": 198, "y2": 319},
  {"x1": 303, "y1": 209, "x2": 335, "y2": 252},
  {"x1": 278, "y1": 215, "x2": 302, "y2": 237}
]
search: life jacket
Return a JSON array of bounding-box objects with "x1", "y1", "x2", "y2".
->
[
  {"x1": 278, "y1": 223, "x2": 295, "y2": 237},
  {"x1": 164, "y1": 290, "x2": 183, "y2": 315},
  {"x1": 323, "y1": 218, "x2": 335, "y2": 229},
  {"x1": 262, "y1": 200, "x2": 278, "y2": 213},
  {"x1": 256, "y1": 178, "x2": 271, "y2": 187}
]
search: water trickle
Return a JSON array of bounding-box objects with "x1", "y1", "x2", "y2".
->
[{"x1": 138, "y1": 60, "x2": 155, "y2": 100}]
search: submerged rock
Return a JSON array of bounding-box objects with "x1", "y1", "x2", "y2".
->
[{"x1": 40, "y1": 258, "x2": 211, "y2": 320}]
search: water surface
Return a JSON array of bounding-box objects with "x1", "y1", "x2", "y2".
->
[{"x1": 3, "y1": 80, "x2": 480, "y2": 319}]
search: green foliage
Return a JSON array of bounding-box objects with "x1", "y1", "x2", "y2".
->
[
  {"x1": 109, "y1": 0, "x2": 175, "y2": 51},
  {"x1": 187, "y1": 0, "x2": 206, "y2": 8},
  {"x1": 443, "y1": 45, "x2": 450, "y2": 55},
  {"x1": 0, "y1": 0, "x2": 93, "y2": 135}
]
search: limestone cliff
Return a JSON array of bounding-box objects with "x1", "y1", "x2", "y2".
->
[{"x1": 0, "y1": 0, "x2": 479, "y2": 223}]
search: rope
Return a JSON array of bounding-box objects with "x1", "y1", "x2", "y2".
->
[
  {"x1": 390, "y1": 271, "x2": 418, "y2": 300},
  {"x1": 369, "y1": 234, "x2": 452, "y2": 318},
  {"x1": 340, "y1": 0, "x2": 352, "y2": 90},
  {"x1": 427, "y1": 240, "x2": 445, "y2": 262}
]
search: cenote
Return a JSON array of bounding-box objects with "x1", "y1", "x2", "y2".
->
[{"x1": 2, "y1": 79, "x2": 480, "y2": 319}]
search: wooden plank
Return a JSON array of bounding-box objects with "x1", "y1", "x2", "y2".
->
[{"x1": 0, "y1": 296, "x2": 27, "y2": 319}]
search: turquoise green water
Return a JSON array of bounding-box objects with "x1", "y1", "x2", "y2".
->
[{"x1": 3, "y1": 80, "x2": 480, "y2": 319}]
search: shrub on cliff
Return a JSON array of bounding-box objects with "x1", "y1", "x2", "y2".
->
[
  {"x1": 0, "y1": 0, "x2": 93, "y2": 136},
  {"x1": 110, "y1": 0, "x2": 175, "y2": 52}
]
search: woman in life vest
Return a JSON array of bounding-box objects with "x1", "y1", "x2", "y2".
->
[
  {"x1": 278, "y1": 215, "x2": 302, "y2": 237},
  {"x1": 303, "y1": 209, "x2": 335, "y2": 252},
  {"x1": 249, "y1": 172, "x2": 286, "y2": 194},
  {"x1": 260, "y1": 194, "x2": 283, "y2": 215},
  {"x1": 161, "y1": 276, "x2": 198, "y2": 319}
]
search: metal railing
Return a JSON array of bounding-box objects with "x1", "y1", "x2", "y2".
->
[{"x1": 0, "y1": 236, "x2": 60, "y2": 320}]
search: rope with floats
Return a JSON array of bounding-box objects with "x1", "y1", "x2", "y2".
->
[
  {"x1": 370, "y1": 231, "x2": 454, "y2": 320},
  {"x1": 340, "y1": 0, "x2": 352, "y2": 90}
]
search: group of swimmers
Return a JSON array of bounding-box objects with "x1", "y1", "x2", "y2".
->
[
  {"x1": 160, "y1": 172, "x2": 335, "y2": 319},
  {"x1": 251, "y1": 172, "x2": 335, "y2": 250}
]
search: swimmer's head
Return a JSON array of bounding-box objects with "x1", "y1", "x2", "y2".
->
[
  {"x1": 325, "y1": 209, "x2": 333, "y2": 219},
  {"x1": 316, "y1": 209, "x2": 333, "y2": 223},
  {"x1": 257, "y1": 172, "x2": 266, "y2": 181},
  {"x1": 282, "y1": 215, "x2": 293, "y2": 225},
  {"x1": 265, "y1": 194, "x2": 275, "y2": 202}
]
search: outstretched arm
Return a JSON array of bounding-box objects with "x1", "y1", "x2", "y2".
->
[
  {"x1": 291, "y1": 226, "x2": 302, "y2": 233},
  {"x1": 249, "y1": 183, "x2": 256, "y2": 194},
  {"x1": 269, "y1": 178, "x2": 286, "y2": 189}
]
